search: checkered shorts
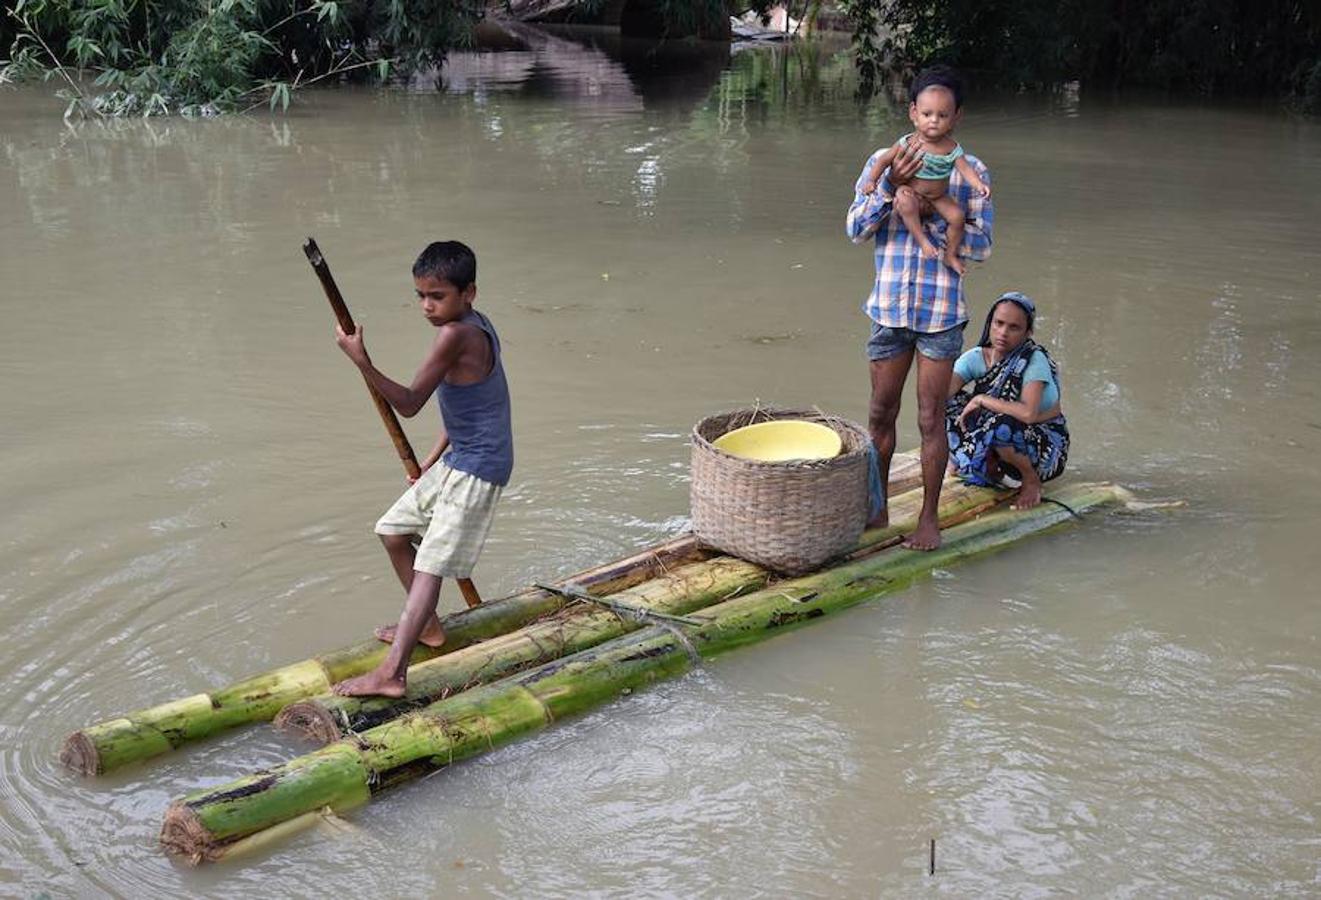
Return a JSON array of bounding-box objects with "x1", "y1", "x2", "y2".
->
[{"x1": 374, "y1": 462, "x2": 502, "y2": 578}]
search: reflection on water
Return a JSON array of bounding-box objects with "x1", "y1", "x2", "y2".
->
[
  {"x1": 3, "y1": 24, "x2": 1321, "y2": 896},
  {"x1": 434, "y1": 21, "x2": 734, "y2": 115}
]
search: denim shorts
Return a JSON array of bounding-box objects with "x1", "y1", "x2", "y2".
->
[{"x1": 866, "y1": 321, "x2": 965, "y2": 362}]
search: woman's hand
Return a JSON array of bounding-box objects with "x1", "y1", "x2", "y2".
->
[{"x1": 957, "y1": 394, "x2": 985, "y2": 430}]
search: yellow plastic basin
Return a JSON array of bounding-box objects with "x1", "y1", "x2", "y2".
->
[{"x1": 711, "y1": 419, "x2": 842, "y2": 462}]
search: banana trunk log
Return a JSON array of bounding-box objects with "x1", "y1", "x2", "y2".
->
[
  {"x1": 63, "y1": 454, "x2": 923, "y2": 776},
  {"x1": 161, "y1": 482, "x2": 1127, "y2": 864},
  {"x1": 275, "y1": 477, "x2": 1000, "y2": 743},
  {"x1": 59, "y1": 533, "x2": 709, "y2": 776}
]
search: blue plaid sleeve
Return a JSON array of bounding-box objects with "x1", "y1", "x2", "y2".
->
[{"x1": 845, "y1": 150, "x2": 895, "y2": 243}]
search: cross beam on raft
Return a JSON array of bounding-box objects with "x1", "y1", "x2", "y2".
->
[{"x1": 533, "y1": 582, "x2": 711, "y2": 626}]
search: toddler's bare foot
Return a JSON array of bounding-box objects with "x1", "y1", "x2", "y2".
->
[
  {"x1": 374, "y1": 615, "x2": 445, "y2": 648},
  {"x1": 331, "y1": 671, "x2": 406, "y2": 698},
  {"x1": 943, "y1": 249, "x2": 965, "y2": 275}
]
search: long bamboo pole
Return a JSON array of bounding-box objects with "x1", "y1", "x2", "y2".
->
[
  {"x1": 274, "y1": 478, "x2": 1004, "y2": 744},
  {"x1": 62, "y1": 456, "x2": 925, "y2": 776},
  {"x1": 303, "y1": 237, "x2": 421, "y2": 481},
  {"x1": 161, "y1": 483, "x2": 1129, "y2": 863}
]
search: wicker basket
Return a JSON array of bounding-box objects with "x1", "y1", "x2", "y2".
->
[{"x1": 690, "y1": 407, "x2": 871, "y2": 575}]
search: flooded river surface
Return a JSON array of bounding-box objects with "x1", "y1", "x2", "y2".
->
[{"x1": 3, "y1": 25, "x2": 1320, "y2": 896}]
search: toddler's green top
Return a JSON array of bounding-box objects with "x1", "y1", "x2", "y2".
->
[{"x1": 900, "y1": 133, "x2": 964, "y2": 180}]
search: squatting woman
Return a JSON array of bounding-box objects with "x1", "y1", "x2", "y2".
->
[{"x1": 946, "y1": 291, "x2": 1069, "y2": 508}]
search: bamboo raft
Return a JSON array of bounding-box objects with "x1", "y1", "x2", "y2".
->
[
  {"x1": 57, "y1": 454, "x2": 1133, "y2": 864},
  {"x1": 60, "y1": 453, "x2": 923, "y2": 777},
  {"x1": 163, "y1": 479, "x2": 1128, "y2": 863}
]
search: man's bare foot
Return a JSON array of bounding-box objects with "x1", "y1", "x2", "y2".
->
[
  {"x1": 374, "y1": 615, "x2": 445, "y2": 647},
  {"x1": 943, "y1": 250, "x2": 965, "y2": 275},
  {"x1": 865, "y1": 509, "x2": 889, "y2": 530},
  {"x1": 331, "y1": 671, "x2": 406, "y2": 698},
  {"x1": 1012, "y1": 480, "x2": 1042, "y2": 510},
  {"x1": 901, "y1": 518, "x2": 942, "y2": 551},
  {"x1": 917, "y1": 239, "x2": 939, "y2": 259}
]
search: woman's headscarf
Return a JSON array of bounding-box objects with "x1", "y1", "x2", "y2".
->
[{"x1": 977, "y1": 291, "x2": 1036, "y2": 347}]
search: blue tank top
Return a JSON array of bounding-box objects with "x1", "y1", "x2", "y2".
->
[{"x1": 437, "y1": 310, "x2": 513, "y2": 486}]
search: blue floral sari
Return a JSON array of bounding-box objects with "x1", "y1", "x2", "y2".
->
[{"x1": 945, "y1": 340, "x2": 1069, "y2": 486}]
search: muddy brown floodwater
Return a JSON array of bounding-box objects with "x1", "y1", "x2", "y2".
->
[{"x1": 2, "y1": 25, "x2": 1320, "y2": 896}]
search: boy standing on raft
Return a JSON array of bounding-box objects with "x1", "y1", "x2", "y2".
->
[
  {"x1": 846, "y1": 65, "x2": 993, "y2": 551},
  {"x1": 332, "y1": 241, "x2": 513, "y2": 698}
]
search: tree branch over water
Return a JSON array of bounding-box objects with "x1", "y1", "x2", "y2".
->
[{"x1": 0, "y1": 0, "x2": 480, "y2": 116}]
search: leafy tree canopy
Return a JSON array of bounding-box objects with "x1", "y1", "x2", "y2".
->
[
  {"x1": 1, "y1": 0, "x2": 483, "y2": 117},
  {"x1": 845, "y1": 0, "x2": 1321, "y2": 109}
]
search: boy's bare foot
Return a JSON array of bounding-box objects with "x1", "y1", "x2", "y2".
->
[
  {"x1": 331, "y1": 671, "x2": 407, "y2": 698},
  {"x1": 943, "y1": 250, "x2": 965, "y2": 275},
  {"x1": 1012, "y1": 480, "x2": 1042, "y2": 510},
  {"x1": 917, "y1": 239, "x2": 939, "y2": 260},
  {"x1": 901, "y1": 517, "x2": 942, "y2": 551},
  {"x1": 374, "y1": 615, "x2": 445, "y2": 647}
]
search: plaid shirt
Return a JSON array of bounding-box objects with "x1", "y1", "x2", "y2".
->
[{"x1": 845, "y1": 149, "x2": 994, "y2": 333}]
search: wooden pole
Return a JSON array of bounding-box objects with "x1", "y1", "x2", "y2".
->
[{"x1": 302, "y1": 237, "x2": 421, "y2": 481}]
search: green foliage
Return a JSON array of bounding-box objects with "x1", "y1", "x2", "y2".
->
[
  {"x1": 653, "y1": 0, "x2": 724, "y2": 33},
  {"x1": 617, "y1": 0, "x2": 734, "y2": 38},
  {"x1": 838, "y1": 0, "x2": 881, "y2": 96},
  {"x1": 844, "y1": 0, "x2": 1321, "y2": 104},
  {"x1": 1, "y1": 0, "x2": 484, "y2": 116},
  {"x1": 1301, "y1": 58, "x2": 1321, "y2": 114}
]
